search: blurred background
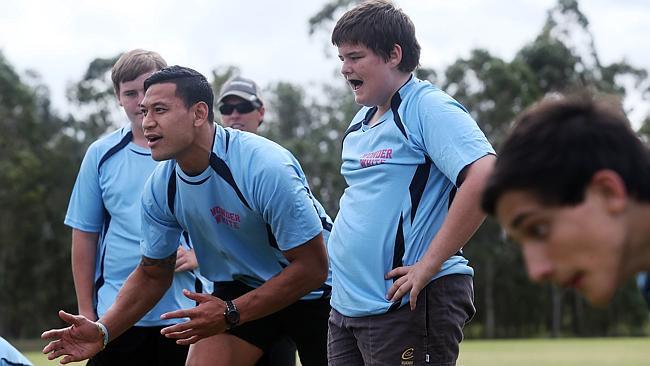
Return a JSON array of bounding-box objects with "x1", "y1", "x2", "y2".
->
[{"x1": 1, "y1": 0, "x2": 649, "y2": 345}]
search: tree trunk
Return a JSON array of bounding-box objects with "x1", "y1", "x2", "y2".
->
[{"x1": 551, "y1": 286, "x2": 562, "y2": 337}]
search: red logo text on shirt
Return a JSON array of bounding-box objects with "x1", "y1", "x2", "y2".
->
[
  {"x1": 360, "y1": 148, "x2": 393, "y2": 168},
  {"x1": 210, "y1": 206, "x2": 241, "y2": 229}
]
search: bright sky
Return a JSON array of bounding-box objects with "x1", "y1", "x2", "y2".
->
[{"x1": 1, "y1": 0, "x2": 648, "y2": 126}]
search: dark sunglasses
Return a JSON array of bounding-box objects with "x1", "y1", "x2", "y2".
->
[{"x1": 219, "y1": 102, "x2": 257, "y2": 115}]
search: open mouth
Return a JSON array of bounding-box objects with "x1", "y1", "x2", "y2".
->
[
  {"x1": 146, "y1": 134, "x2": 162, "y2": 146},
  {"x1": 348, "y1": 79, "x2": 363, "y2": 91}
]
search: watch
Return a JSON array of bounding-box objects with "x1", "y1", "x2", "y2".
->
[{"x1": 223, "y1": 300, "x2": 240, "y2": 329}]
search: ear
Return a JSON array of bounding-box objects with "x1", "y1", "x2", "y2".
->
[
  {"x1": 388, "y1": 44, "x2": 403, "y2": 68},
  {"x1": 588, "y1": 170, "x2": 628, "y2": 214},
  {"x1": 115, "y1": 92, "x2": 124, "y2": 107},
  {"x1": 192, "y1": 102, "x2": 210, "y2": 127}
]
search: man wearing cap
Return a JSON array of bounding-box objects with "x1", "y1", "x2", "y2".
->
[
  {"x1": 216, "y1": 76, "x2": 333, "y2": 366},
  {"x1": 217, "y1": 76, "x2": 265, "y2": 134}
]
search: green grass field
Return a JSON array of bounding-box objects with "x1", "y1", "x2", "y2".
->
[
  {"x1": 457, "y1": 338, "x2": 650, "y2": 366},
  {"x1": 20, "y1": 337, "x2": 650, "y2": 366}
]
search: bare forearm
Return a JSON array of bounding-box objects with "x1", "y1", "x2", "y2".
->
[
  {"x1": 71, "y1": 230, "x2": 99, "y2": 319},
  {"x1": 99, "y1": 255, "x2": 175, "y2": 341},
  {"x1": 422, "y1": 190, "x2": 486, "y2": 269},
  {"x1": 235, "y1": 233, "x2": 328, "y2": 324},
  {"x1": 422, "y1": 155, "x2": 495, "y2": 270}
]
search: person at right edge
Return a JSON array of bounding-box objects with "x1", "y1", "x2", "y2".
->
[{"x1": 327, "y1": 1, "x2": 495, "y2": 365}]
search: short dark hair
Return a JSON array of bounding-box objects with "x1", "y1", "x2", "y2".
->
[
  {"x1": 144, "y1": 65, "x2": 214, "y2": 122},
  {"x1": 482, "y1": 94, "x2": 650, "y2": 215},
  {"x1": 331, "y1": 0, "x2": 420, "y2": 73}
]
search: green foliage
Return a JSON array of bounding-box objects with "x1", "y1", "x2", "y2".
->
[
  {"x1": 0, "y1": 51, "x2": 123, "y2": 338},
  {"x1": 0, "y1": 52, "x2": 81, "y2": 337},
  {"x1": 443, "y1": 49, "x2": 541, "y2": 147},
  {"x1": 65, "y1": 54, "x2": 120, "y2": 143}
]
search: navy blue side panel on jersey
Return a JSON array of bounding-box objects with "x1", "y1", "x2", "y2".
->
[
  {"x1": 209, "y1": 152, "x2": 251, "y2": 209},
  {"x1": 266, "y1": 224, "x2": 280, "y2": 250},
  {"x1": 409, "y1": 157, "x2": 432, "y2": 221},
  {"x1": 388, "y1": 214, "x2": 405, "y2": 312},
  {"x1": 342, "y1": 107, "x2": 376, "y2": 145},
  {"x1": 167, "y1": 167, "x2": 177, "y2": 214},
  {"x1": 390, "y1": 93, "x2": 407, "y2": 139},
  {"x1": 93, "y1": 133, "x2": 133, "y2": 307},
  {"x1": 392, "y1": 215, "x2": 405, "y2": 271},
  {"x1": 97, "y1": 131, "x2": 133, "y2": 171},
  {"x1": 320, "y1": 217, "x2": 332, "y2": 232},
  {"x1": 318, "y1": 283, "x2": 332, "y2": 299},
  {"x1": 224, "y1": 128, "x2": 230, "y2": 152},
  {"x1": 93, "y1": 208, "x2": 111, "y2": 311}
]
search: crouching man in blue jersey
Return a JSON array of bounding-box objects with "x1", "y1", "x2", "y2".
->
[
  {"x1": 42, "y1": 65, "x2": 332, "y2": 366},
  {"x1": 64, "y1": 49, "x2": 211, "y2": 366},
  {"x1": 327, "y1": 1, "x2": 495, "y2": 365}
]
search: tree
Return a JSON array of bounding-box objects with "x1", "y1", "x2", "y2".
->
[
  {"x1": 260, "y1": 78, "x2": 354, "y2": 215},
  {"x1": 66, "y1": 54, "x2": 121, "y2": 144},
  {"x1": 0, "y1": 52, "x2": 82, "y2": 337},
  {"x1": 0, "y1": 51, "x2": 131, "y2": 338},
  {"x1": 446, "y1": 0, "x2": 649, "y2": 338}
]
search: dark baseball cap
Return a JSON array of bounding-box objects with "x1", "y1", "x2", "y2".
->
[{"x1": 218, "y1": 76, "x2": 263, "y2": 107}]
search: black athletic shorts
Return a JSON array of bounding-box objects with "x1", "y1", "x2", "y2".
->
[
  {"x1": 86, "y1": 325, "x2": 188, "y2": 366},
  {"x1": 213, "y1": 281, "x2": 329, "y2": 366}
]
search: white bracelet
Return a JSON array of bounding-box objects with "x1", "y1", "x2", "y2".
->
[{"x1": 95, "y1": 321, "x2": 109, "y2": 350}]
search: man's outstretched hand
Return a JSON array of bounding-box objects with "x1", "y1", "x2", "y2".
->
[{"x1": 41, "y1": 310, "x2": 104, "y2": 364}]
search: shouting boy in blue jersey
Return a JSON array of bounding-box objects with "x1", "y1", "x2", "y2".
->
[
  {"x1": 327, "y1": 1, "x2": 495, "y2": 365},
  {"x1": 43, "y1": 65, "x2": 332, "y2": 366},
  {"x1": 64, "y1": 49, "x2": 209, "y2": 366}
]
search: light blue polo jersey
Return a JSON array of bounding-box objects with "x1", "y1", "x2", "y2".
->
[
  {"x1": 140, "y1": 125, "x2": 332, "y2": 300},
  {"x1": 329, "y1": 75, "x2": 495, "y2": 317},
  {"x1": 0, "y1": 337, "x2": 32, "y2": 366},
  {"x1": 65, "y1": 125, "x2": 210, "y2": 326}
]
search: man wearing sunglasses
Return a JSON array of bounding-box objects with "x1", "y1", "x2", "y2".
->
[
  {"x1": 216, "y1": 77, "x2": 296, "y2": 366},
  {"x1": 218, "y1": 76, "x2": 265, "y2": 134}
]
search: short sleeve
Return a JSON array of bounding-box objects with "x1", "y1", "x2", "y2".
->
[
  {"x1": 64, "y1": 143, "x2": 104, "y2": 232},
  {"x1": 413, "y1": 91, "x2": 494, "y2": 184},
  {"x1": 249, "y1": 149, "x2": 323, "y2": 251},
  {"x1": 140, "y1": 168, "x2": 183, "y2": 259}
]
